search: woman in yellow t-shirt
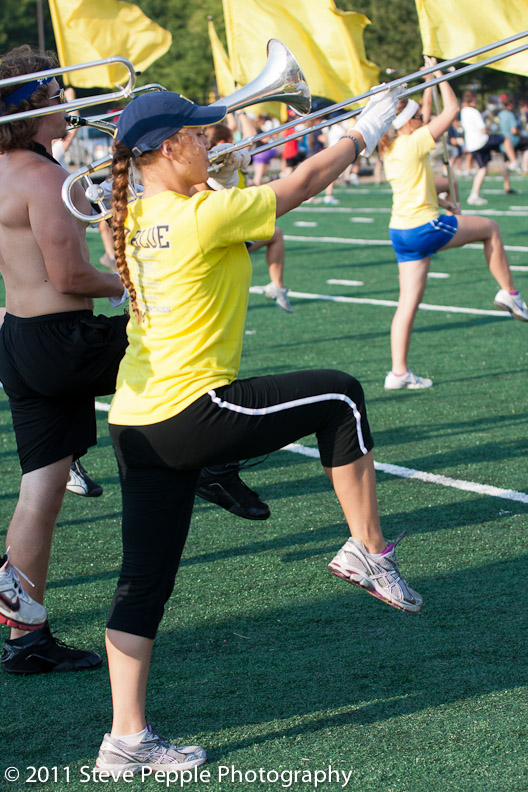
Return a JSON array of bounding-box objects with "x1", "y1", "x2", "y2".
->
[
  {"x1": 379, "y1": 57, "x2": 527, "y2": 392},
  {"x1": 204, "y1": 121, "x2": 293, "y2": 313},
  {"x1": 94, "y1": 87, "x2": 423, "y2": 777}
]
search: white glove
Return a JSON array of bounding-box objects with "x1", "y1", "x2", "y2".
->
[
  {"x1": 354, "y1": 84, "x2": 406, "y2": 156},
  {"x1": 108, "y1": 280, "x2": 128, "y2": 307},
  {"x1": 208, "y1": 143, "x2": 252, "y2": 189}
]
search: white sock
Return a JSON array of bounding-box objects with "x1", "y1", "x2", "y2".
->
[
  {"x1": 113, "y1": 726, "x2": 149, "y2": 745},
  {"x1": 368, "y1": 545, "x2": 391, "y2": 559}
]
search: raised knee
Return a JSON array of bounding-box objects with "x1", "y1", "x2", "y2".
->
[{"x1": 331, "y1": 370, "x2": 365, "y2": 403}]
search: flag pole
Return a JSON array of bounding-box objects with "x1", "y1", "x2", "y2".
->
[
  {"x1": 431, "y1": 81, "x2": 458, "y2": 207},
  {"x1": 37, "y1": 0, "x2": 46, "y2": 52}
]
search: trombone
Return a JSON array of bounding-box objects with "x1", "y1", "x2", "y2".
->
[
  {"x1": 0, "y1": 56, "x2": 137, "y2": 125},
  {"x1": 209, "y1": 29, "x2": 528, "y2": 167},
  {"x1": 62, "y1": 30, "x2": 528, "y2": 224},
  {"x1": 62, "y1": 38, "x2": 310, "y2": 222},
  {"x1": 73, "y1": 83, "x2": 168, "y2": 126},
  {"x1": 65, "y1": 84, "x2": 169, "y2": 134}
]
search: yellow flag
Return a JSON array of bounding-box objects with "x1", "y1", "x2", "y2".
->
[
  {"x1": 48, "y1": 0, "x2": 172, "y2": 88},
  {"x1": 222, "y1": 0, "x2": 379, "y2": 105},
  {"x1": 208, "y1": 17, "x2": 284, "y2": 120},
  {"x1": 208, "y1": 17, "x2": 236, "y2": 97},
  {"x1": 415, "y1": 0, "x2": 528, "y2": 76}
]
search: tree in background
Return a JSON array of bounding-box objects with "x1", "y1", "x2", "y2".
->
[
  {"x1": 138, "y1": 0, "x2": 224, "y2": 100},
  {"x1": 0, "y1": 0, "x2": 54, "y2": 52}
]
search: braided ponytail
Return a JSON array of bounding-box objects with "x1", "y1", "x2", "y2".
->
[
  {"x1": 112, "y1": 141, "x2": 141, "y2": 322},
  {"x1": 111, "y1": 132, "x2": 186, "y2": 322}
]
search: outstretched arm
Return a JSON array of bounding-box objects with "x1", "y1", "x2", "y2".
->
[
  {"x1": 270, "y1": 85, "x2": 404, "y2": 216},
  {"x1": 423, "y1": 56, "x2": 459, "y2": 141}
]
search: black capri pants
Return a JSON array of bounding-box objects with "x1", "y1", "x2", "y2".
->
[{"x1": 107, "y1": 369, "x2": 373, "y2": 639}]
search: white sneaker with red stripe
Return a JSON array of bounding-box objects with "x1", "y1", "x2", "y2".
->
[
  {"x1": 0, "y1": 549, "x2": 47, "y2": 630},
  {"x1": 328, "y1": 532, "x2": 422, "y2": 613}
]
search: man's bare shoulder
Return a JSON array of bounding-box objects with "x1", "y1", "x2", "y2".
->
[
  {"x1": 0, "y1": 148, "x2": 67, "y2": 191},
  {"x1": 0, "y1": 149, "x2": 74, "y2": 230}
]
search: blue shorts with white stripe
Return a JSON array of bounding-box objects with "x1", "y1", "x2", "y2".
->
[{"x1": 389, "y1": 214, "x2": 458, "y2": 263}]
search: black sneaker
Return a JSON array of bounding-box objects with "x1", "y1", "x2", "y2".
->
[
  {"x1": 66, "y1": 460, "x2": 103, "y2": 497},
  {"x1": 196, "y1": 463, "x2": 270, "y2": 520},
  {"x1": 1, "y1": 622, "x2": 103, "y2": 675}
]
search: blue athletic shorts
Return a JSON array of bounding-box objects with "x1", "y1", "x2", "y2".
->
[{"x1": 389, "y1": 214, "x2": 458, "y2": 263}]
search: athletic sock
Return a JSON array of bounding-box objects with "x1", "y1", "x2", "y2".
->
[
  {"x1": 368, "y1": 543, "x2": 394, "y2": 559},
  {"x1": 112, "y1": 727, "x2": 149, "y2": 745}
]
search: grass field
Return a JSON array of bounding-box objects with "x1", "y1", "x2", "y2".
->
[{"x1": 1, "y1": 173, "x2": 527, "y2": 792}]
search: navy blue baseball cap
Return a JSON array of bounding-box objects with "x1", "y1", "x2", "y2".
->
[{"x1": 117, "y1": 92, "x2": 227, "y2": 158}]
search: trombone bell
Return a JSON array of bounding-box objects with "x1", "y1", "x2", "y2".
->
[{"x1": 211, "y1": 38, "x2": 311, "y2": 117}]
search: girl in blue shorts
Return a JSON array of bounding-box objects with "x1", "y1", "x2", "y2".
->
[{"x1": 379, "y1": 57, "x2": 527, "y2": 391}]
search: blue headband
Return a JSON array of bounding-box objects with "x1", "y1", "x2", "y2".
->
[{"x1": 3, "y1": 76, "x2": 53, "y2": 110}]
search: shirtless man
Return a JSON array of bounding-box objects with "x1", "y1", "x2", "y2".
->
[{"x1": 0, "y1": 46, "x2": 127, "y2": 674}]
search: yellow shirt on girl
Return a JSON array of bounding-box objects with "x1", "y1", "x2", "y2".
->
[
  {"x1": 383, "y1": 125, "x2": 438, "y2": 230},
  {"x1": 109, "y1": 185, "x2": 276, "y2": 426}
]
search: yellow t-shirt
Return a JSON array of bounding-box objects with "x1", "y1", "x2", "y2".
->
[
  {"x1": 109, "y1": 184, "x2": 276, "y2": 426},
  {"x1": 383, "y1": 126, "x2": 438, "y2": 229}
]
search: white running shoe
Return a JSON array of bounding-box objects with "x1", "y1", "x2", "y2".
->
[
  {"x1": 323, "y1": 195, "x2": 339, "y2": 205},
  {"x1": 507, "y1": 161, "x2": 523, "y2": 174},
  {"x1": 467, "y1": 194, "x2": 488, "y2": 206},
  {"x1": 328, "y1": 532, "x2": 422, "y2": 613},
  {"x1": 263, "y1": 282, "x2": 293, "y2": 313},
  {"x1": 493, "y1": 289, "x2": 528, "y2": 322},
  {"x1": 0, "y1": 549, "x2": 47, "y2": 630},
  {"x1": 95, "y1": 725, "x2": 207, "y2": 777},
  {"x1": 384, "y1": 370, "x2": 433, "y2": 390}
]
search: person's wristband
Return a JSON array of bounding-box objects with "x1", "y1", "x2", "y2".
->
[{"x1": 342, "y1": 132, "x2": 360, "y2": 161}]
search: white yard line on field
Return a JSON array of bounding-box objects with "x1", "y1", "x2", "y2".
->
[
  {"x1": 293, "y1": 206, "x2": 528, "y2": 218},
  {"x1": 282, "y1": 443, "x2": 528, "y2": 504},
  {"x1": 327, "y1": 279, "x2": 364, "y2": 286},
  {"x1": 250, "y1": 285, "x2": 509, "y2": 316},
  {"x1": 92, "y1": 402, "x2": 527, "y2": 504},
  {"x1": 283, "y1": 233, "x2": 528, "y2": 253}
]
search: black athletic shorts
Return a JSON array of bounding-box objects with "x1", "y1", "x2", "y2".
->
[
  {"x1": 472, "y1": 134, "x2": 504, "y2": 168},
  {"x1": 0, "y1": 310, "x2": 128, "y2": 473},
  {"x1": 285, "y1": 153, "x2": 307, "y2": 168}
]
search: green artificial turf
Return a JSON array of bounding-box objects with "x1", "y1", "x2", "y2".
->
[{"x1": 1, "y1": 174, "x2": 527, "y2": 792}]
